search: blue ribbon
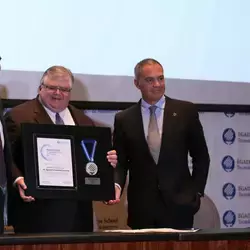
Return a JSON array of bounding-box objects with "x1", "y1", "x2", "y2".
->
[{"x1": 81, "y1": 139, "x2": 97, "y2": 162}]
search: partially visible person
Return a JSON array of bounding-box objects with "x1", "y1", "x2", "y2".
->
[
  {"x1": 0, "y1": 59, "x2": 20, "y2": 234},
  {"x1": 108, "y1": 58, "x2": 210, "y2": 229},
  {"x1": 0, "y1": 99, "x2": 18, "y2": 234},
  {"x1": 5, "y1": 65, "x2": 117, "y2": 233}
]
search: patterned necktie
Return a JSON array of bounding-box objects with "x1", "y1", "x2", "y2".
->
[
  {"x1": 0, "y1": 136, "x2": 6, "y2": 189},
  {"x1": 55, "y1": 113, "x2": 64, "y2": 125},
  {"x1": 147, "y1": 105, "x2": 161, "y2": 163}
]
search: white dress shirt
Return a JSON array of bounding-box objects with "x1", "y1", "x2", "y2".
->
[
  {"x1": 43, "y1": 105, "x2": 75, "y2": 126},
  {"x1": 141, "y1": 95, "x2": 165, "y2": 139}
]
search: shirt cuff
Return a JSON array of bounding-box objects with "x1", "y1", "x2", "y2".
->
[
  {"x1": 13, "y1": 176, "x2": 24, "y2": 187},
  {"x1": 115, "y1": 183, "x2": 121, "y2": 190}
]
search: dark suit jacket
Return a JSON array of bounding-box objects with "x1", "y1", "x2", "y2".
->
[
  {"x1": 0, "y1": 101, "x2": 17, "y2": 185},
  {"x1": 0, "y1": 100, "x2": 18, "y2": 233},
  {"x1": 113, "y1": 96, "x2": 210, "y2": 228},
  {"x1": 4, "y1": 98, "x2": 95, "y2": 233}
]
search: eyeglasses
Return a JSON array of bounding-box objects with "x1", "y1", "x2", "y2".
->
[{"x1": 42, "y1": 83, "x2": 72, "y2": 93}]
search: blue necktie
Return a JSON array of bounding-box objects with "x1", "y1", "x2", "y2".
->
[{"x1": 55, "y1": 113, "x2": 64, "y2": 125}]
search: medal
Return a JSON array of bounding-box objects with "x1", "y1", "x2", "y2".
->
[{"x1": 81, "y1": 140, "x2": 98, "y2": 176}]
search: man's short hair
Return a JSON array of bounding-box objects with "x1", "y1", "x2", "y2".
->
[
  {"x1": 40, "y1": 65, "x2": 74, "y2": 87},
  {"x1": 134, "y1": 58, "x2": 163, "y2": 80}
]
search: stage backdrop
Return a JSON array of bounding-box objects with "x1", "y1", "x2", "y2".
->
[
  {"x1": 85, "y1": 110, "x2": 250, "y2": 229},
  {"x1": 1, "y1": 0, "x2": 250, "y2": 230}
]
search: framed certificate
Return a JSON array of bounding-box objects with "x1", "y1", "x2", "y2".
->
[
  {"x1": 21, "y1": 123, "x2": 115, "y2": 201},
  {"x1": 35, "y1": 135, "x2": 77, "y2": 189}
]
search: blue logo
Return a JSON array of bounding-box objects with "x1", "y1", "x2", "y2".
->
[
  {"x1": 221, "y1": 156, "x2": 235, "y2": 172},
  {"x1": 223, "y1": 210, "x2": 236, "y2": 227},
  {"x1": 224, "y1": 112, "x2": 235, "y2": 118},
  {"x1": 40, "y1": 144, "x2": 53, "y2": 161},
  {"x1": 222, "y1": 128, "x2": 236, "y2": 145},
  {"x1": 222, "y1": 183, "x2": 236, "y2": 200}
]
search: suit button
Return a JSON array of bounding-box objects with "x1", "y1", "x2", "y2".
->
[{"x1": 158, "y1": 185, "x2": 161, "y2": 190}]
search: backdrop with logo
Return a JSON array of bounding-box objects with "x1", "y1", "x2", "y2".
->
[{"x1": 85, "y1": 110, "x2": 250, "y2": 230}]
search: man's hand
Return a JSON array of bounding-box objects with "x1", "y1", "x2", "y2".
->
[
  {"x1": 105, "y1": 185, "x2": 121, "y2": 205},
  {"x1": 107, "y1": 150, "x2": 117, "y2": 168},
  {"x1": 16, "y1": 177, "x2": 35, "y2": 202}
]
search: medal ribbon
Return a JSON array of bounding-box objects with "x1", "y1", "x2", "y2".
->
[{"x1": 81, "y1": 140, "x2": 97, "y2": 162}]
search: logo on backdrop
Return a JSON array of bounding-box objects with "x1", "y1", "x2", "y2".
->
[
  {"x1": 221, "y1": 156, "x2": 235, "y2": 172},
  {"x1": 222, "y1": 128, "x2": 236, "y2": 145},
  {"x1": 224, "y1": 112, "x2": 235, "y2": 118},
  {"x1": 223, "y1": 210, "x2": 236, "y2": 227},
  {"x1": 222, "y1": 183, "x2": 236, "y2": 200}
]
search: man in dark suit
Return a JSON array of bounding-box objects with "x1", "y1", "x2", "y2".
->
[
  {"x1": 108, "y1": 58, "x2": 210, "y2": 229},
  {"x1": 0, "y1": 58, "x2": 20, "y2": 233},
  {"x1": 0, "y1": 100, "x2": 18, "y2": 234},
  {"x1": 4, "y1": 65, "x2": 117, "y2": 233}
]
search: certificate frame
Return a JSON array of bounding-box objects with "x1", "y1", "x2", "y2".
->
[
  {"x1": 21, "y1": 123, "x2": 115, "y2": 201},
  {"x1": 33, "y1": 134, "x2": 78, "y2": 192}
]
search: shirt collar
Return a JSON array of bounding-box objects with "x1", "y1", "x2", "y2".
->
[
  {"x1": 38, "y1": 97, "x2": 67, "y2": 119},
  {"x1": 44, "y1": 105, "x2": 67, "y2": 120},
  {"x1": 141, "y1": 95, "x2": 165, "y2": 110}
]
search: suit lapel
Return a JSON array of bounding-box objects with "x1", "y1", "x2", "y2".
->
[
  {"x1": 132, "y1": 102, "x2": 150, "y2": 153},
  {"x1": 131, "y1": 101, "x2": 160, "y2": 163},
  {"x1": 68, "y1": 105, "x2": 80, "y2": 125},
  {"x1": 158, "y1": 97, "x2": 175, "y2": 164},
  {"x1": 33, "y1": 98, "x2": 54, "y2": 124}
]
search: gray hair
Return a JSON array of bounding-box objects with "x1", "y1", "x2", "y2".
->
[
  {"x1": 134, "y1": 58, "x2": 163, "y2": 80},
  {"x1": 40, "y1": 65, "x2": 74, "y2": 88}
]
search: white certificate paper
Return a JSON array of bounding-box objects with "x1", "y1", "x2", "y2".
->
[{"x1": 37, "y1": 137, "x2": 74, "y2": 187}]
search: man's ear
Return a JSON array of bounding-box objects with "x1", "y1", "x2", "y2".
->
[
  {"x1": 134, "y1": 79, "x2": 140, "y2": 90},
  {"x1": 38, "y1": 85, "x2": 42, "y2": 93}
]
